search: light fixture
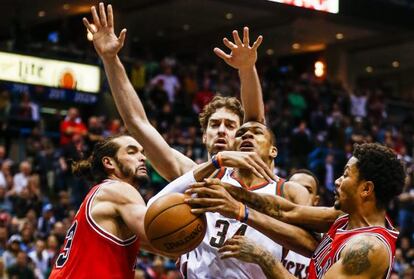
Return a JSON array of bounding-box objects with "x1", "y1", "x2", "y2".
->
[
  {"x1": 38, "y1": 10, "x2": 46, "y2": 17},
  {"x1": 225, "y1": 13, "x2": 233, "y2": 20},
  {"x1": 266, "y1": 49, "x2": 274, "y2": 55},
  {"x1": 366, "y1": 66, "x2": 373, "y2": 73},
  {"x1": 63, "y1": 4, "x2": 70, "y2": 10},
  {"x1": 392, "y1": 61, "x2": 400, "y2": 68},
  {"x1": 183, "y1": 24, "x2": 190, "y2": 31},
  {"x1": 292, "y1": 43, "x2": 300, "y2": 50},
  {"x1": 336, "y1": 33, "x2": 344, "y2": 40},
  {"x1": 314, "y1": 61, "x2": 325, "y2": 77}
]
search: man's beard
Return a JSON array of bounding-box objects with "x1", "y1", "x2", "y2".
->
[{"x1": 115, "y1": 157, "x2": 149, "y2": 186}]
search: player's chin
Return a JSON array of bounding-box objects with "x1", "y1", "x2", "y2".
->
[
  {"x1": 135, "y1": 173, "x2": 150, "y2": 184},
  {"x1": 211, "y1": 144, "x2": 229, "y2": 154}
]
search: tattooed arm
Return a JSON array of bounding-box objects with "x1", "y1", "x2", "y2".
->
[
  {"x1": 324, "y1": 234, "x2": 390, "y2": 278},
  {"x1": 219, "y1": 235, "x2": 296, "y2": 279},
  {"x1": 224, "y1": 184, "x2": 342, "y2": 232}
]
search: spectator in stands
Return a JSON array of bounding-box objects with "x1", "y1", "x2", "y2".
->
[
  {"x1": 192, "y1": 77, "x2": 215, "y2": 113},
  {"x1": 86, "y1": 116, "x2": 105, "y2": 151},
  {"x1": 3, "y1": 234, "x2": 22, "y2": 268},
  {"x1": 398, "y1": 171, "x2": 414, "y2": 237},
  {"x1": 350, "y1": 90, "x2": 368, "y2": 118},
  {"x1": 150, "y1": 62, "x2": 180, "y2": 103},
  {"x1": 0, "y1": 187, "x2": 12, "y2": 213},
  {"x1": 12, "y1": 160, "x2": 31, "y2": 195},
  {"x1": 290, "y1": 120, "x2": 312, "y2": 168},
  {"x1": 0, "y1": 226, "x2": 9, "y2": 256},
  {"x1": 0, "y1": 90, "x2": 11, "y2": 136},
  {"x1": 7, "y1": 250, "x2": 35, "y2": 279},
  {"x1": 28, "y1": 239, "x2": 50, "y2": 279},
  {"x1": 37, "y1": 204, "x2": 55, "y2": 239},
  {"x1": 59, "y1": 107, "x2": 87, "y2": 146},
  {"x1": 104, "y1": 118, "x2": 123, "y2": 137}
]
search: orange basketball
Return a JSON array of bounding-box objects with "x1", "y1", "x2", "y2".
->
[{"x1": 144, "y1": 193, "x2": 206, "y2": 255}]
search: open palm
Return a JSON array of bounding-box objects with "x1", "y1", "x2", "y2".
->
[
  {"x1": 83, "y1": 3, "x2": 126, "y2": 59},
  {"x1": 214, "y1": 27, "x2": 263, "y2": 70}
]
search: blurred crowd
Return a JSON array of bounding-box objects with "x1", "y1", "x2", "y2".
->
[{"x1": 0, "y1": 53, "x2": 413, "y2": 278}]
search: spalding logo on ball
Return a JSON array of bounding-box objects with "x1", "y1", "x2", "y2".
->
[{"x1": 144, "y1": 193, "x2": 206, "y2": 255}]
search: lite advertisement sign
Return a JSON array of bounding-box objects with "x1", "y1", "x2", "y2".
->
[
  {"x1": 268, "y1": 0, "x2": 339, "y2": 14},
  {"x1": 0, "y1": 52, "x2": 100, "y2": 93}
]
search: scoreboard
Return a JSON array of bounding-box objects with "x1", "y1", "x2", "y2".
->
[{"x1": 268, "y1": 0, "x2": 339, "y2": 14}]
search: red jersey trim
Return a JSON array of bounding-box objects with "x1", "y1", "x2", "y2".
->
[{"x1": 85, "y1": 183, "x2": 137, "y2": 246}]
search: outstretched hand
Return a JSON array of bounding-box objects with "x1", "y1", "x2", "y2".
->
[
  {"x1": 83, "y1": 2, "x2": 126, "y2": 59},
  {"x1": 214, "y1": 27, "x2": 263, "y2": 70}
]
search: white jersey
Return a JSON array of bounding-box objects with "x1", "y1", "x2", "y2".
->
[
  {"x1": 281, "y1": 247, "x2": 311, "y2": 279},
  {"x1": 180, "y1": 168, "x2": 286, "y2": 279}
]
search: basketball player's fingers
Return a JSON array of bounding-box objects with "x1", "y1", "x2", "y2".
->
[
  {"x1": 219, "y1": 251, "x2": 240, "y2": 260},
  {"x1": 218, "y1": 244, "x2": 240, "y2": 253},
  {"x1": 98, "y1": 2, "x2": 108, "y2": 27},
  {"x1": 250, "y1": 156, "x2": 276, "y2": 181},
  {"x1": 204, "y1": 177, "x2": 222, "y2": 186},
  {"x1": 221, "y1": 237, "x2": 239, "y2": 246},
  {"x1": 190, "y1": 206, "x2": 221, "y2": 215},
  {"x1": 189, "y1": 181, "x2": 207, "y2": 188},
  {"x1": 243, "y1": 27, "x2": 250, "y2": 46},
  {"x1": 107, "y1": 4, "x2": 114, "y2": 28},
  {"x1": 187, "y1": 184, "x2": 217, "y2": 194},
  {"x1": 223, "y1": 38, "x2": 237, "y2": 50},
  {"x1": 83, "y1": 18, "x2": 95, "y2": 34},
  {"x1": 232, "y1": 30, "x2": 243, "y2": 46},
  {"x1": 91, "y1": 6, "x2": 102, "y2": 28},
  {"x1": 118, "y1": 29, "x2": 127, "y2": 45},
  {"x1": 213, "y1": 48, "x2": 231, "y2": 60},
  {"x1": 244, "y1": 158, "x2": 265, "y2": 179},
  {"x1": 185, "y1": 195, "x2": 223, "y2": 206},
  {"x1": 251, "y1": 36, "x2": 263, "y2": 51}
]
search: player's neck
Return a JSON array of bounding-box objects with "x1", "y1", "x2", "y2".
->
[
  {"x1": 346, "y1": 205, "x2": 386, "y2": 230},
  {"x1": 236, "y1": 169, "x2": 267, "y2": 189}
]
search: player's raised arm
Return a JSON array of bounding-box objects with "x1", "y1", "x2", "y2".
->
[
  {"x1": 83, "y1": 3, "x2": 195, "y2": 182},
  {"x1": 215, "y1": 27, "x2": 265, "y2": 123}
]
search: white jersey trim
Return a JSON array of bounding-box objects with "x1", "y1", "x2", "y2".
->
[{"x1": 85, "y1": 181, "x2": 137, "y2": 246}]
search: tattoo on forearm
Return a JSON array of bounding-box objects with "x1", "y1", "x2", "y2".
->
[
  {"x1": 258, "y1": 249, "x2": 280, "y2": 279},
  {"x1": 342, "y1": 239, "x2": 374, "y2": 275},
  {"x1": 226, "y1": 186, "x2": 283, "y2": 219},
  {"x1": 247, "y1": 195, "x2": 283, "y2": 219}
]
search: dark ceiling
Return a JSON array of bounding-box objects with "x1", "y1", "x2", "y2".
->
[{"x1": 1, "y1": 0, "x2": 414, "y2": 69}]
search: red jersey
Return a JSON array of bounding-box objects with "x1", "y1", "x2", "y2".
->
[
  {"x1": 308, "y1": 214, "x2": 398, "y2": 279},
  {"x1": 50, "y1": 180, "x2": 140, "y2": 279}
]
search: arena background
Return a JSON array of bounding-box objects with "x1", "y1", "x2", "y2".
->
[{"x1": 0, "y1": 0, "x2": 413, "y2": 278}]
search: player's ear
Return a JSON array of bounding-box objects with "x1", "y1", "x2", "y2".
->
[
  {"x1": 202, "y1": 132, "x2": 207, "y2": 145},
  {"x1": 102, "y1": 156, "x2": 115, "y2": 170},
  {"x1": 360, "y1": 180, "x2": 374, "y2": 199},
  {"x1": 270, "y1": 146, "x2": 277, "y2": 159}
]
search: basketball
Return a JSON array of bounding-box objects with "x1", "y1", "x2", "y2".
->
[{"x1": 144, "y1": 193, "x2": 206, "y2": 255}]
